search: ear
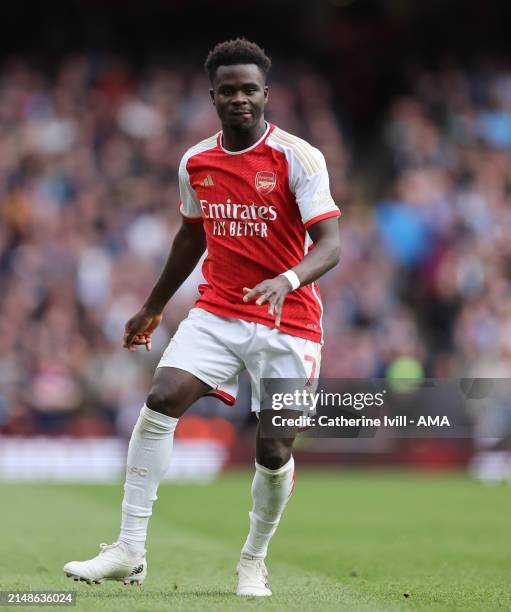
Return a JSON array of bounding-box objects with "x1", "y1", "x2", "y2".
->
[
  {"x1": 209, "y1": 88, "x2": 215, "y2": 106},
  {"x1": 263, "y1": 85, "x2": 269, "y2": 105}
]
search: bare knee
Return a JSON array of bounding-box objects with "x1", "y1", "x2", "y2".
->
[
  {"x1": 256, "y1": 439, "x2": 293, "y2": 470},
  {"x1": 146, "y1": 368, "x2": 209, "y2": 418},
  {"x1": 256, "y1": 410, "x2": 296, "y2": 469},
  {"x1": 146, "y1": 382, "x2": 182, "y2": 417}
]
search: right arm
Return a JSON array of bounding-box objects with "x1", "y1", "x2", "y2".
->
[{"x1": 123, "y1": 220, "x2": 206, "y2": 351}]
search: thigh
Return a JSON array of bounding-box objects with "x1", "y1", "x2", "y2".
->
[
  {"x1": 158, "y1": 308, "x2": 244, "y2": 390},
  {"x1": 247, "y1": 330, "x2": 322, "y2": 413}
]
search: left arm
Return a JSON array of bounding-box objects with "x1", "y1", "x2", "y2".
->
[
  {"x1": 289, "y1": 216, "x2": 341, "y2": 286},
  {"x1": 243, "y1": 216, "x2": 341, "y2": 326}
]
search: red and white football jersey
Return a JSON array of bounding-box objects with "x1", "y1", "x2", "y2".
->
[{"x1": 178, "y1": 122, "x2": 340, "y2": 343}]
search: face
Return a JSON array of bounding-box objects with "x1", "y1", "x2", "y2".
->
[{"x1": 210, "y1": 64, "x2": 268, "y2": 131}]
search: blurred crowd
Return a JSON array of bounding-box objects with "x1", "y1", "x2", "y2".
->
[
  {"x1": 323, "y1": 60, "x2": 511, "y2": 387},
  {"x1": 0, "y1": 55, "x2": 509, "y2": 437}
]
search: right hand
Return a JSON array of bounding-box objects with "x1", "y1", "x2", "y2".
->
[{"x1": 123, "y1": 308, "x2": 163, "y2": 352}]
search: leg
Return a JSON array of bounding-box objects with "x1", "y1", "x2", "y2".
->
[
  {"x1": 63, "y1": 367, "x2": 210, "y2": 585},
  {"x1": 119, "y1": 367, "x2": 210, "y2": 552},
  {"x1": 255, "y1": 409, "x2": 296, "y2": 469},
  {"x1": 146, "y1": 366, "x2": 211, "y2": 418},
  {"x1": 237, "y1": 333, "x2": 320, "y2": 596},
  {"x1": 121, "y1": 310, "x2": 244, "y2": 554},
  {"x1": 242, "y1": 409, "x2": 297, "y2": 558},
  {"x1": 236, "y1": 410, "x2": 297, "y2": 596},
  {"x1": 64, "y1": 308, "x2": 244, "y2": 585}
]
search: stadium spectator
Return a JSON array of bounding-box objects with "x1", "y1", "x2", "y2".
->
[{"x1": 1, "y1": 56, "x2": 511, "y2": 439}]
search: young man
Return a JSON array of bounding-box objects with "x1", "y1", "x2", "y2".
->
[{"x1": 64, "y1": 38, "x2": 341, "y2": 597}]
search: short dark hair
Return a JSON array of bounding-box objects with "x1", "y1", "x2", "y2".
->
[{"x1": 204, "y1": 38, "x2": 272, "y2": 83}]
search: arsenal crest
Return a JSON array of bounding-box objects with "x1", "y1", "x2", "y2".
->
[{"x1": 255, "y1": 171, "x2": 277, "y2": 195}]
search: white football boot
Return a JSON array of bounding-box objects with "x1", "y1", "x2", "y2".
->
[
  {"x1": 236, "y1": 553, "x2": 272, "y2": 596},
  {"x1": 63, "y1": 542, "x2": 147, "y2": 586}
]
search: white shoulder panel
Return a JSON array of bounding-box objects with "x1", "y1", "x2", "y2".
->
[
  {"x1": 267, "y1": 127, "x2": 338, "y2": 226},
  {"x1": 268, "y1": 127, "x2": 323, "y2": 177},
  {"x1": 178, "y1": 134, "x2": 218, "y2": 219}
]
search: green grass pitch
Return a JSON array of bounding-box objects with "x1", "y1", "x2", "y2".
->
[{"x1": 2, "y1": 471, "x2": 510, "y2": 611}]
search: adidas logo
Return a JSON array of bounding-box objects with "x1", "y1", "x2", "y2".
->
[
  {"x1": 130, "y1": 564, "x2": 144, "y2": 576},
  {"x1": 200, "y1": 174, "x2": 214, "y2": 187}
]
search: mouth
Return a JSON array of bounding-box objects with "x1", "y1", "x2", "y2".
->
[{"x1": 231, "y1": 110, "x2": 253, "y2": 118}]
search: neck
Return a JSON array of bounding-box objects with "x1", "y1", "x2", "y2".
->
[{"x1": 221, "y1": 119, "x2": 267, "y2": 152}]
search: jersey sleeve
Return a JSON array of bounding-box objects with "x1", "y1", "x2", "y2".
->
[
  {"x1": 178, "y1": 154, "x2": 203, "y2": 223},
  {"x1": 289, "y1": 147, "x2": 340, "y2": 229}
]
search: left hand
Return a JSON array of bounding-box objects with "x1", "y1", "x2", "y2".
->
[
  {"x1": 123, "y1": 308, "x2": 163, "y2": 352},
  {"x1": 243, "y1": 275, "x2": 294, "y2": 327}
]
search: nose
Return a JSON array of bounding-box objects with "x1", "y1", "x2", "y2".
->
[{"x1": 231, "y1": 90, "x2": 248, "y2": 105}]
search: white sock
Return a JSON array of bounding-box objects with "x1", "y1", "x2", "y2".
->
[
  {"x1": 119, "y1": 404, "x2": 178, "y2": 555},
  {"x1": 241, "y1": 456, "x2": 295, "y2": 559}
]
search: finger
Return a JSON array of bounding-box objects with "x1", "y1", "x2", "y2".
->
[
  {"x1": 268, "y1": 294, "x2": 279, "y2": 316},
  {"x1": 124, "y1": 332, "x2": 147, "y2": 349},
  {"x1": 243, "y1": 286, "x2": 265, "y2": 302},
  {"x1": 123, "y1": 336, "x2": 133, "y2": 348},
  {"x1": 124, "y1": 327, "x2": 138, "y2": 346},
  {"x1": 243, "y1": 287, "x2": 257, "y2": 302},
  {"x1": 124, "y1": 338, "x2": 138, "y2": 350},
  {"x1": 256, "y1": 291, "x2": 272, "y2": 306},
  {"x1": 275, "y1": 299, "x2": 284, "y2": 327},
  {"x1": 124, "y1": 315, "x2": 155, "y2": 345},
  {"x1": 145, "y1": 339, "x2": 152, "y2": 351}
]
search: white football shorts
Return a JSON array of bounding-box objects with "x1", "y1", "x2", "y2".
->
[{"x1": 157, "y1": 308, "x2": 321, "y2": 412}]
